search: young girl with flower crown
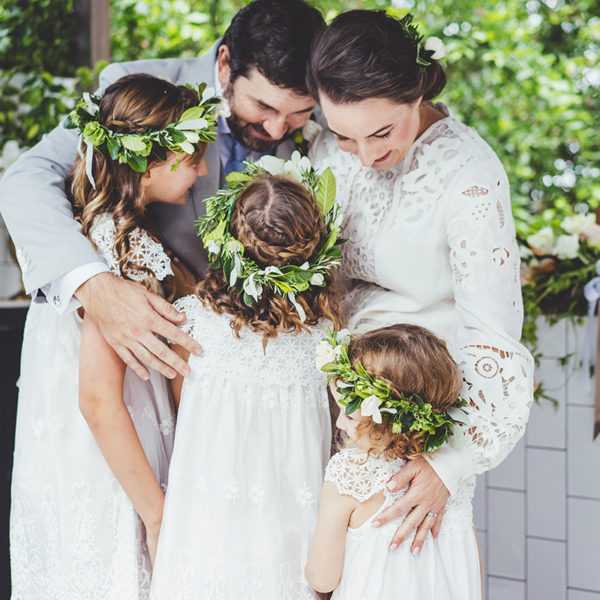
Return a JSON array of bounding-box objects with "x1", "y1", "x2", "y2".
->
[
  {"x1": 149, "y1": 154, "x2": 343, "y2": 599},
  {"x1": 10, "y1": 73, "x2": 218, "y2": 599},
  {"x1": 306, "y1": 324, "x2": 481, "y2": 600}
]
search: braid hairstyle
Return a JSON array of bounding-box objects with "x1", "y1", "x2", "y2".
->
[
  {"x1": 66, "y1": 73, "x2": 208, "y2": 292},
  {"x1": 196, "y1": 174, "x2": 342, "y2": 343}
]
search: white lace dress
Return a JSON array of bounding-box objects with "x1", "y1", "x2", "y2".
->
[
  {"x1": 10, "y1": 213, "x2": 176, "y2": 600},
  {"x1": 325, "y1": 448, "x2": 480, "y2": 600},
  {"x1": 310, "y1": 109, "x2": 534, "y2": 500},
  {"x1": 149, "y1": 295, "x2": 331, "y2": 600}
]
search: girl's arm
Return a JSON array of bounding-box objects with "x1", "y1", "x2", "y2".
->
[
  {"x1": 305, "y1": 481, "x2": 355, "y2": 593},
  {"x1": 79, "y1": 313, "x2": 165, "y2": 564},
  {"x1": 169, "y1": 343, "x2": 190, "y2": 412}
]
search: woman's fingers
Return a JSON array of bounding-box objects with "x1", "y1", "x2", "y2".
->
[{"x1": 410, "y1": 506, "x2": 445, "y2": 554}]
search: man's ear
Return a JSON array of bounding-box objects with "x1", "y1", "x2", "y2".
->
[{"x1": 217, "y1": 45, "x2": 232, "y2": 89}]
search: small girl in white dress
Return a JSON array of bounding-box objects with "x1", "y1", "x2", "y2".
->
[
  {"x1": 10, "y1": 74, "x2": 216, "y2": 599},
  {"x1": 306, "y1": 324, "x2": 482, "y2": 600},
  {"x1": 150, "y1": 156, "x2": 343, "y2": 599}
]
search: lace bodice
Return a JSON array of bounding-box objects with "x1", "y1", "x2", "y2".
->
[
  {"x1": 325, "y1": 448, "x2": 406, "y2": 503},
  {"x1": 174, "y1": 294, "x2": 330, "y2": 395},
  {"x1": 90, "y1": 213, "x2": 173, "y2": 282},
  {"x1": 311, "y1": 113, "x2": 534, "y2": 495}
]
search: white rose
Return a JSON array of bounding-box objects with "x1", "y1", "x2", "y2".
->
[
  {"x1": 302, "y1": 120, "x2": 322, "y2": 144},
  {"x1": 553, "y1": 234, "x2": 580, "y2": 259},
  {"x1": 206, "y1": 239, "x2": 221, "y2": 255},
  {"x1": 562, "y1": 214, "x2": 595, "y2": 234},
  {"x1": 315, "y1": 341, "x2": 336, "y2": 370},
  {"x1": 424, "y1": 36, "x2": 446, "y2": 60},
  {"x1": 337, "y1": 328, "x2": 352, "y2": 345},
  {"x1": 360, "y1": 395, "x2": 383, "y2": 424},
  {"x1": 226, "y1": 239, "x2": 244, "y2": 254},
  {"x1": 580, "y1": 223, "x2": 600, "y2": 248},
  {"x1": 256, "y1": 155, "x2": 285, "y2": 176},
  {"x1": 527, "y1": 227, "x2": 554, "y2": 254}
]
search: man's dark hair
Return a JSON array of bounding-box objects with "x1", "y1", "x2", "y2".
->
[{"x1": 220, "y1": 0, "x2": 324, "y2": 95}]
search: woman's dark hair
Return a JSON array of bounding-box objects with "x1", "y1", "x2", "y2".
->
[
  {"x1": 220, "y1": 0, "x2": 325, "y2": 95},
  {"x1": 307, "y1": 10, "x2": 446, "y2": 105}
]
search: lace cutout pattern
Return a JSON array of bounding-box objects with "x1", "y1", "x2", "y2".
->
[
  {"x1": 324, "y1": 448, "x2": 405, "y2": 503},
  {"x1": 90, "y1": 213, "x2": 173, "y2": 282}
]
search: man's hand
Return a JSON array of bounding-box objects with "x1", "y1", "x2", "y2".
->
[
  {"x1": 76, "y1": 272, "x2": 202, "y2": 380},
  {"x1": 373, "y1": 457, "x2": 449, "y2": 554}
]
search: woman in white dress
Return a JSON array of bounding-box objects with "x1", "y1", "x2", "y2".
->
[
  {"x1": 307, "y1": 324, "x2": 481, "y2": 599},
  {"x1": 306, "y1": 10, "x2": 534, "y2": 558},
  {"x1": 10, "y1": 74, "x2": 215, "y2": 599},
  {"x1": 150, "y1": 156, "x2": 343, "y2": 599}
]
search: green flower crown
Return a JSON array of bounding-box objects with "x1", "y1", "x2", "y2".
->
[
  {"x1": 64, "y1": 82, "x2": 220, "y2": 186},
  {"x1": 396, "y1": 13, "x2": 445, "y2": 67},
  {"x1": 196, "y1": 151, "x2": 343, "y2": 320},
  {"x1": 317, "y1": 329, "x2": 468, "y2": 453}
]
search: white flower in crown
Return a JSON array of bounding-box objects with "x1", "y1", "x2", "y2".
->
[
  {"x1": 361, "y1": 395, "x2": 383, "y2": 424},
  {"x1": 315, "y1": 340, "x2": 336, "y2": 369},
  {"x1": 215, "y1": 96, "x2": 231, "y2": 119},
  {"x1": 424, "y1": 36, "x2": 446, "y2": 60},
  {"x1": 310, "y1": 272, "x2": 324, "y2": 286},
  {"x1": 206, "y1": 239, "x2": 221, "y2": 255},
  {"x1": 336, "y1": 328, "x2": 352, "y2": 345},
  {"x1": 553, "y1": 234, "x2": 579, "y2": 259},
  {"x1": 301, "y1": 120, "x2": 322, "y2": 144},
  {"x1": 256, "y1": 155, "x2": 286, "y2": 176},
  {"x1": 243, "y1": 272, "x2": 263, "y2": 301},
  {"x1": 562, "y1": 213, "x2": 595, "y2": 235}
]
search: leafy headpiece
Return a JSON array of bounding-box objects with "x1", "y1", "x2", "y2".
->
[
  {"x1": 196, "y1": 151, "x2": 342, "y2": 320},
  {"x1": 317, "y1": 329, "x2": 467, "y2": 452},
  {"x1": 396, "y1": 13, "x2": 446, "y2": 66},
  {"x1": 64, "y1": 83, "x2": 220, "y2": 188}
]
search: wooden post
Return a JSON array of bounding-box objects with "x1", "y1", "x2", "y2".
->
[{"x1": 90, "y1": 0, "x2": 111, "y2": 65}]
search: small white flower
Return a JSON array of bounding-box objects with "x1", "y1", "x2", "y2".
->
[
  {"x1": 206, "y1": 239, "x2": 221, "y2": 254},
  {"x1": 226, "y1": 239, "x2": 244, "y2": 254},
  {"x1": 243, "y1": 273, "x2": 263, "y2": 301},
  {"x1": 361, "y1": 395, "x2": 383, "y2": 424},
  {"x1": 527, "y1": 226, "x2": 554, "y2": 254},
  {"x1": 332, "y1": 209, "x2": 344, "y2": 229},
  {"x1": 424, "y1": 36, "x2": 446, "y2": 60},
  {"x1": 229, "y1": 254, "x2": 243, "y2": 287},
  {"x1": 282, "y1": 160, "x2": 302, "y2": 184},
  {"x1": 264, "y1": 265, "x2": 283, "y2": 276},
  {"x1": 580, "y1": 223, "x2": 600, "y2": 248},
  {"x1": 82, "y1": 92, "x2": 99, "y2": 115},
  {"x1": 215, "y1": 96, "x2": 231, "y2": 118},
  {"x1": 256, "y1": 155, "x2": 286, "y2": 176},
  {"x1": 562, "y1": 213, "x2": 595, "y2": 235},
  {"x1": 175, "y1": 117, "x2": 208, "y2": 131},
  {"x1": 337, "y1": 328, "x2": 352, "y2": 345},
  {"x1": 290, "y1": 150, "x2": 312, "y2": 173},
  {"x1": 201, "y1": 86, "x2": 217, "y2": 103},
  {"x1": 183, "y1": 131, "x2": 200, "y2": 144},
  {"x1": 553, "y1": 234, "x2": 579, "y2": 259},
  {"x1": 178, "y1": 141, "x2": 195, "y2": 154},
  {"x1": 315, "y1": 341, "x2": 336, "y2": 369},
  {"x1": 302, "y1": 120, "x2": 322, "y2": 144},
  {"x1": 310, "y1": 272, "x2": 324, "y2": 286},
  {"x1": 299, "y1": 261, "x2": 310, "y2": 270}
]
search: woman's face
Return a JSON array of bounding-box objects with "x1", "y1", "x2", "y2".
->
[{"x1": 319, "y1": 94, "x2": 422, "y2": 170}]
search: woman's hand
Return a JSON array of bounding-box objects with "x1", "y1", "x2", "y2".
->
[
  {"x1": 76, "y1": 272, "x2": 202, "y2": 380},
  {"x1": 373, "y1": 457, "x2": 449, "y2": 554}
]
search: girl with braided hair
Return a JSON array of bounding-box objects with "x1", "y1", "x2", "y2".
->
[
  {"x1": 10, "y1": 73, "x2": 215, "y2": 598},
  {"x1": 150, "y1": 161, "x2": 342, "y2": 598}
]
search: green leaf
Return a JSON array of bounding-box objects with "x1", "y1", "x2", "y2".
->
[
  {"x1": 316, "y1": 167, "x2": 336, "y2": 215},
  {"x1": 225, "y1": 171, "x2": 252, "y2": 186},
  {"x1": 120, "y1": 135, "x2": 148, "y2": 152},
  {"x1": 127, "y1": 153, "x2": 148, "y2": 173}
]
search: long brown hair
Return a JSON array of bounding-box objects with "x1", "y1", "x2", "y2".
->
[
  {"x1": 348, "y1": 324, "x2": 462, "y2": 460},
  {"x1": 196, "y1": 174, "x2": 341, "y2": 342},
  {"x1": 66, "y1": 73, "x2": 207, "y2": 292}
]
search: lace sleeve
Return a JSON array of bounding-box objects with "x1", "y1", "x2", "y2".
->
[
  {"x1": 90, "y1": 213, "x2": 173, "y2": 282},
  {"x1": 324, "y1": 449, "x2": 405, "y2": 503},
  {"x1": 425, "y1": 157, "x2": 535, "y2": 495},
  {"x1": 172, "y1": 295, "x2": 204, "y2": 341}
]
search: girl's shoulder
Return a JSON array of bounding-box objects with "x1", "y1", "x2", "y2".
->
[
  {"x1": 325, "y1": 448, "x2": 405, "y2": 503},
  {"x1": 89, "y1": 213, "x2": 173, "y2": 282}
]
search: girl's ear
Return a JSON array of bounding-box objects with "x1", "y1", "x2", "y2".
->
[{"x1": 140, "y1": 167, "x2": 153, "y2": 188}]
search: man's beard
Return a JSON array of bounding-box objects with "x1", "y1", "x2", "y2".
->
[{"x1": 224, "y1": 86, "x2": 292, "y2": 153}]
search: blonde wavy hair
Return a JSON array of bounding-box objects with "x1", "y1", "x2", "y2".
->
[
  {"x1": 66, "y1": 73, "x2": 207, "y2": 294},
  {"x1": 196, "y1": 174, "x2": 342, "y2": 342},
  {"x1": 347, "y1": 324, "x2": 462, "y2": 460}
]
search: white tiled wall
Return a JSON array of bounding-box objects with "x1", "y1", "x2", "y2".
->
[
  {"x1": 0, "y1": 215, "x2": 22, "y2": 299},
  {"x1": 474, "y1": 318, "x2": 600, "y2": 599}
]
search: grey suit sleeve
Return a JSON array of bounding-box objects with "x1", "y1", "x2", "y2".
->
[{"x1": 0, "y1": 63, "x2": 129, "y2": 294}]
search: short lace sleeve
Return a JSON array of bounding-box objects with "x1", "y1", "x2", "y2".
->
[
  {"x1": 324, "y1": 448, "x2": 405, "y2": 503},
  {"x1": 172, "y1": 295, "x2": 203, "y2": 342},
  {"x1": 90, "y1": 213, "x2": 173, "y2": 282}
]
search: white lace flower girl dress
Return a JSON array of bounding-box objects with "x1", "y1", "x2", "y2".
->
[
  {"x1": 149, "y1": 294, "x2": 332, "y2": 600},
  {"x1": 325, "y1": 447, "x2": 481, "y2": 600},
  {"x1": 10, "y1": 214, "x2": 176, "y2": 600}
]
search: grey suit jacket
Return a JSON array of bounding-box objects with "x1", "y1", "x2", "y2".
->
[{"x1": 0, "y1": 41, "x2": 296, "y2": 292}]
